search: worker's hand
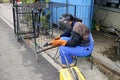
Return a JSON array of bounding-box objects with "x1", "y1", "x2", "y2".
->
[
  {"x1": 54, "y1": 36, "x2": 60, "y2": 40},
  {"x1": 51, "y1": 40, "x2": 67, "y2": 47}
]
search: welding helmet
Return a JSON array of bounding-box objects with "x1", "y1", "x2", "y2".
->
[{"x1": 58, "y1": 14, "x2": 74, "y2": 30}]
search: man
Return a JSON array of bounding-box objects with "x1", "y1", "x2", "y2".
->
[{"x1": 51, "y1": 14, "x2": 94, "y2": 68}]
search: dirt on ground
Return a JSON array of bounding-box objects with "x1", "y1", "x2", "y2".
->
[
  {"x1": 92, "y1": 30, "x2": 120, "y2": 80},
  {"x1": 92, "y1": 30, "x2": 120, "y2": 62},
  {"x1": 101, "y1": 45, "x2": 120, "y2": 61}
]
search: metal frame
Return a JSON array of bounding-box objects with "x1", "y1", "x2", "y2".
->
[{"x1": 13, "y1": 4, "x2": 34, "y2": 41}]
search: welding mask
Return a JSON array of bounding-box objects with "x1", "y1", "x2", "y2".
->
[{"x1": 58, "y1": 14, "x2": 73, "y2": 31}]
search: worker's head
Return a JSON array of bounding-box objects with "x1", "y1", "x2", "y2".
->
[
  {"x1": 58, "y1": 13, "x2": 74, "y2": 30},
  {"x1": 62, "y1": 14, "x2": 74, "y2": 21},
  {"x1": 62, "y1": 13, "x2": 74, "y2": 25}
]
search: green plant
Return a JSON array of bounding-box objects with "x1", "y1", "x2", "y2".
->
[
  {"x1": 45, "y1": 0, "x2": 50, "y2": 3},
  {"x1": 21, "y1": 0, "x2": 35, "y2": 3},
  {"x1": 40, "y1": 9, "x2": 50, "y2": 34}
]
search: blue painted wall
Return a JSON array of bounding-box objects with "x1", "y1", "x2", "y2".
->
[
  {"x1": 68, "y1": 0, "x2": 92, "y2": 5},
  {"x1": 50, "y1": 0, "x2": 94, "y2": 29},
  {"x1": 50, "y1": 0, "x2": 66, "y2": 3}
]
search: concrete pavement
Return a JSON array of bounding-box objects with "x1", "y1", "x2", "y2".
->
[
  {"x1": 0, "y1": 16, "x2": 59, "y2": 80},
  {"x1": 0, "y1": 3, "x2": 13, "y2": 28}
]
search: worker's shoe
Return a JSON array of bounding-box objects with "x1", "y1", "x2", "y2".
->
[
  {"x1": 61, "y1": 64, "x2": 67, "y2": 68},
  {"x1": 61, "y1": 63, "x2": 75, "y2": 68},
  {"x1": 70, "y1": 63, "x2": 75, "y2": 67}
]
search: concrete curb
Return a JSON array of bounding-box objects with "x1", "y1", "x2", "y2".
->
[{"x1": 93, "y1": 53, "x2": 120, "y2": 79}]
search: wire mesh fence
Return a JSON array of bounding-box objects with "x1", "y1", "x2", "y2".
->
[
  {"x1": 13, "y1": 2, "x2": 47, "y2": 41},
  {"x1": 13, "y1": 4, "x2": 34, "y2": 40}
]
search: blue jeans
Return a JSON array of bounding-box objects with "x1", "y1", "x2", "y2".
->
[{"x1": 59, "y1": 34, "x2": 94, "y2": 64}]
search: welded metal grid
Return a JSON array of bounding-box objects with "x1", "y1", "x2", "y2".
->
[{"x1": 13, "y1": 2, "x2": 47, "y2": 40}]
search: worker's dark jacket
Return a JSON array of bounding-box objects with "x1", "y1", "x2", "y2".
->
[
  {"x1": 60, "y1": 21, "x2": 90, "y2": 47},
  {"x1": 59, "y1": 17, "x2": 82, "y2": 37}
]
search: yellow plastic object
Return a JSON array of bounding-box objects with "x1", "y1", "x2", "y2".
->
[
  {"x1": 95, "y1": 24, "x2": 100, "y2": 31},
  {"x1": 60, "y1": 66, "x2": 85, "y2": 80}
]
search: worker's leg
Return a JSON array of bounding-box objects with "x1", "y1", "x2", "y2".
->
[
  {"x1": 61, "y1": 46, "x2": 91, "y2": 56},
  {"x1": 59, "y1": 36, "x2": 94, "y2": 64},
  {"x1": 59, "y1": 37, "x2": 73, "y2": 64},
  {"x1": 59, "y1": 45, "x2": 92, "y2": 64},
  {"x1": 59, "y1": 46, "x2": 73, "y2": 64}
]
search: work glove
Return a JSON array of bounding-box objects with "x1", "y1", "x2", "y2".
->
[
  {"x1": 51, "y1": 39, "x2": 67, "y2": 47},
  {"x1": 54, "y1": 36, "x2": 60, "y2": 40}
]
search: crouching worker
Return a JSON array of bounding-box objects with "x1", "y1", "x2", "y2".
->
[{"x1": 50, "y1": 14, "x2": 94, "y2": 68}]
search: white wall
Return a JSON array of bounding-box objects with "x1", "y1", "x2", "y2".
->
[{"x1": 94, "y1": 7, "x2": 120, "y2": 30}]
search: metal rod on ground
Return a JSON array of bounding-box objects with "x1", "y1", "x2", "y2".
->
[
  {"x1": 36, "y1": 46, "x2": 56, "y2": 62},
  {"x1": 37, "y1": 46, "x2": 56, "y2": 53},
  {"x1": 35, "y1": 41, "x2": 55, "y2": 62}
]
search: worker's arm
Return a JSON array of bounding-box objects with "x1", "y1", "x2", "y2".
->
[
  {"x1": 53, "y1": 30, "x2": 71, "y2": 41},
  {"x1": 51, "y1": 31, "x2": 82, "y2": 47},
  {"x1": 65, "y1": 31, "x2": 82, "y2": 47},
  {"x1": 60, "y1": 30, "x2": 71, "y2": 37}
]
